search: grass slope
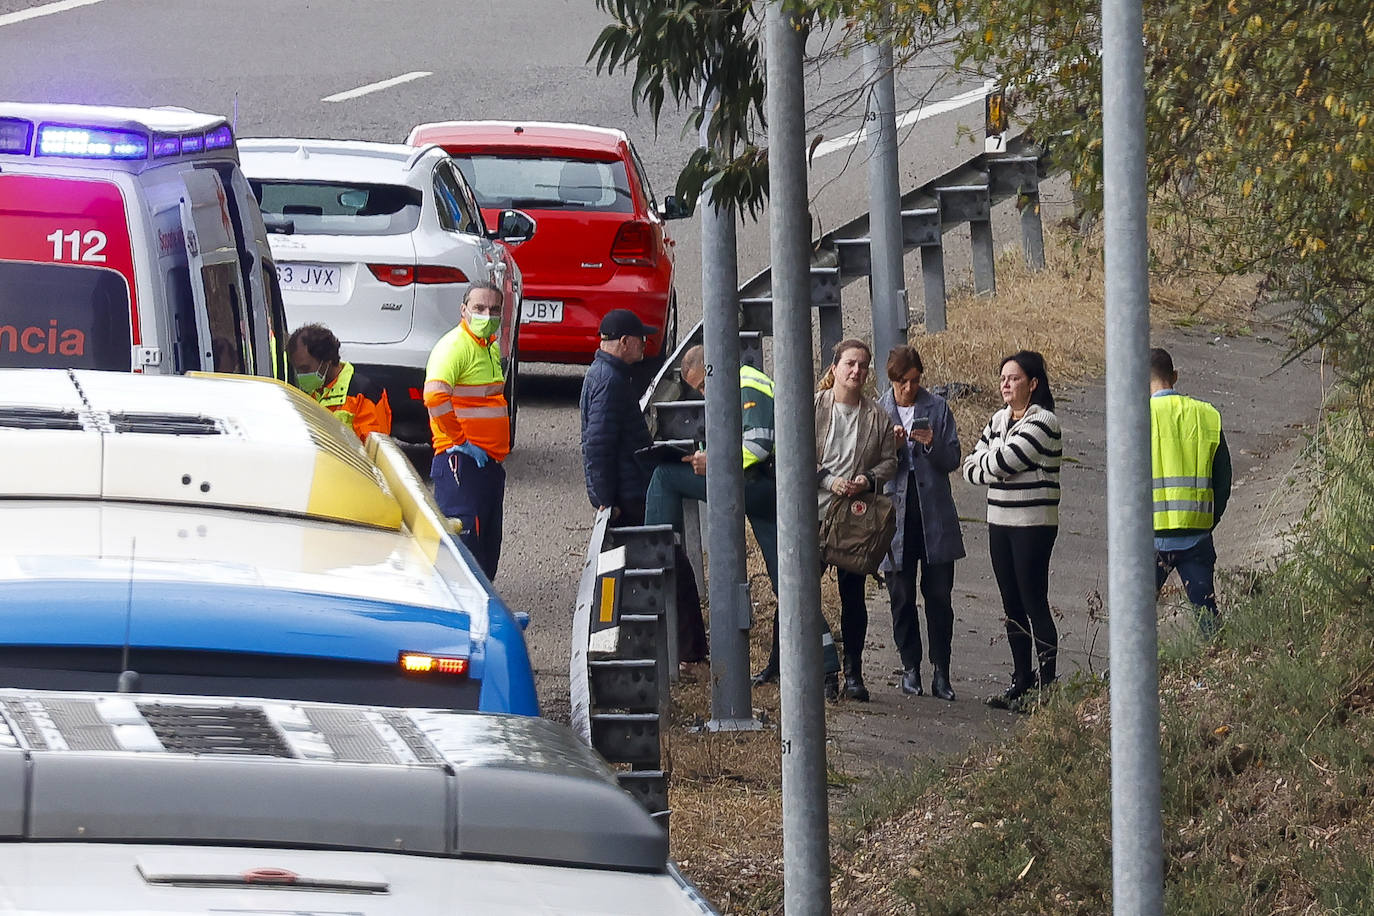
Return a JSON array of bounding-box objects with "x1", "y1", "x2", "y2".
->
[{"x1": 835, "y1": 409, "x2": 1374, "y2": 915}]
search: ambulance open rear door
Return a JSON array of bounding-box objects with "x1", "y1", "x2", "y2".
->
[{"x1": 178, "y1": 169, "x2": 254, "y2": 374}]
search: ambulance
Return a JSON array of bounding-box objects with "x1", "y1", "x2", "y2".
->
[{"x1": 0, "y1": 102, "x2": 289, "y2": 379}]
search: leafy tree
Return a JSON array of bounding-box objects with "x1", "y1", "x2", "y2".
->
[
  {"x1": 837, "y1": 0, "x2": 1374, "y2": 382},
  {"x1": 589, "y1": 0, "x2": 771, "y2": 214}
]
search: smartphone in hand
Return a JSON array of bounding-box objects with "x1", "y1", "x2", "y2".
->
[{"x1": 910, "y1": 415, "x2": 932, "y2": 432}]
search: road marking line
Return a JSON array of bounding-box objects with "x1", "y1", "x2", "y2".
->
[
  {"x1": 812, "y1": 79, "x2": 995, "y2": 160},
  {"x1": 321, "y1": 71, "x2": 433, "y2": 103},
  {"x1": 0, "y1": 0, "x2": 109, "y2": 28}
]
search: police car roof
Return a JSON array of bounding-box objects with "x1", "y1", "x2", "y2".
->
[
  {"x1": 0, "y1": 499, "x2": 480, "y2": 633},
  {"x1": 0, "y1": 369, "x2": 402, "y2": 530},
  {"x1": 0, "y1": 690, "x2": 671, "y2": 876},
  {"x1": 0, "y1": 101, "x2": 228, "y2": 137},
  {"x1": 238, "y1": 137, "x2": 444, "y2": 185}
]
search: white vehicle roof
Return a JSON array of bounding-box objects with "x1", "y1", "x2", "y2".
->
[
  {"x1": 0, "y1": 368, "x2": 402, "y2": 529},
  {"x1": 0, "y1": 102, "x2": 227, "y2": 136},
  {"x1": 238, "y1": 137, "x2": 443, "y2": 186},
  {"x1": 0, "y1": 101, "x2": 239, "y2": 172},
  {"x1": 0, "y1": 689, "x2": 715, "y2": 914}
]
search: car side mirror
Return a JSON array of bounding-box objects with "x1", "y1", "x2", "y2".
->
[
  {"x1": 662, "y1": 194, "x2": 691, "y2": 220},
  {"x1": 495, "y1": 209, "x2": 536, "y2": 244}
]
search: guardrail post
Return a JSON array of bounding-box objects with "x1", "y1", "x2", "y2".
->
[
  {"x1": 1021, "y1": 190, "x2": 1047, "y2": 270},
  {"x1": 970, "y1": 218, "x2": 996, "y2": 295},
  {"x1": 920, "y1": 245, "x2": 947, "y2": 332}
]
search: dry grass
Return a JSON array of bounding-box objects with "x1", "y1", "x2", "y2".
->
[
  {"x1": 665, "y1": 222, "x2": 1264, "y2": 914},
  {"x1": 913, "y1": 224, "x2": 1258, "y2": 446}
]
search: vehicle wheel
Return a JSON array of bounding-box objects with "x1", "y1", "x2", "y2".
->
[{"x1": 505, "y1": 325, "x2": 520, "y2": 451}]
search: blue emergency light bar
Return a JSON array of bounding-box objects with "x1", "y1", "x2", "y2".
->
[
  {"x1": 38, "y1": 124, "x2": 148, "y2": 160},
  {"x1": 0, "y1": 117, "x2": 32, "y2": 154},
  {"x1": 0, "y1": 118, "x2": 236, "y2": 162}
]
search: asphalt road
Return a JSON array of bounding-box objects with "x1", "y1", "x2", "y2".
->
[{"x1": 0, "y1": 0, "x2": 998, "y2": 717}]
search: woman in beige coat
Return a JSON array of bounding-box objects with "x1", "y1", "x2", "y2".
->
[{"x1": 814, "y1": 339, "x2": 898, "y2": 701}]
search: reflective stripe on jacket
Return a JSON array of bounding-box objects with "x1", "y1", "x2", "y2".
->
[
  {"x1": 314, "y1": 361, "x2": 392, "y2": 441},
  {"x1": 424, "y1": 321, "x2": 509, "y2": 461},
  {"x1": 1150, "y1": 394, "x2": 1221, "y2": 530},
  {"x1": 740, "y1": 364, "x2": 776, "y2": 471}
]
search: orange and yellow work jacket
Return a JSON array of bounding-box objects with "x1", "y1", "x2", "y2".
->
[
  {"x1": 315, "y1": 361, "x2": 392, "y2": 441},
  {"x1": 423, "y1": 320, "x2": 510, "y2": 461}
]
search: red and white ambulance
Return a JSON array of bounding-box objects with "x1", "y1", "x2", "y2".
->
[{"x1": 0, "y1": 102, "x2": 289, "y2": 378}]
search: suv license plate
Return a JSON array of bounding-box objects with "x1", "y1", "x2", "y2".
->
[
  {"x1": 521, "y1": 299, "x2": 563, "y2": 323},
  {"x1": 277, "y1": 263, "x2": 341, "y2": 294}
]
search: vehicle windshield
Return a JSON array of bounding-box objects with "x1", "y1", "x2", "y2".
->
[
  {"x1": 450, "y1": 154, "x2": 634, "y2": 213},
  {"x1": 250, "y1": 180, "x2": 422, "y2": 236},
  {"x1": 0, "y1": 262, "x2": 132, "y2": 371}
]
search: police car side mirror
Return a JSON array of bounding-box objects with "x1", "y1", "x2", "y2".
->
[{"x1": 494, "y1": 209, "x2": 535, "y2": 244}]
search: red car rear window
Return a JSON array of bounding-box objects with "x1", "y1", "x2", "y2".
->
[{"x1": 450, "y1": 155, "x2": 634, "y2": 214}]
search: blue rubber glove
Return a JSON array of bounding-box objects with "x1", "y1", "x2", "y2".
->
[{"x1": 446, "y1": 441, "x2": 489, "y2": 468}]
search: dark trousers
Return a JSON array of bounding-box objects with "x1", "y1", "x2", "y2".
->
[
  {"x1": 886, "y1": 489, "x2": 955, "y2": 671},
  {"x1": 616, "y1": 500, "x2": 707, "y2": 663},
  {"x1": 644, "y1": 461, "x2": 780, "y2": 589},
  {"x1": 432, "y1": 452, "x2": 505, "y2": 581},
  {"x1": 988, "y1": 524, "x2": 1058, "y2": 684},
  {"x1": 1155, "y1": 533, "x2": 1218, "y2": 636},
  {"x1": 837, "y1": 567, "x2": 869, "y2": 677}
]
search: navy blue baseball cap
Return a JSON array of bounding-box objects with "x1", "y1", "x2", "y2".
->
[{"x1": 598, "y1": 309, "x2": 658, "y2": 339}]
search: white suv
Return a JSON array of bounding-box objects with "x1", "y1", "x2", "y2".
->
[{"x1": 239, "y1": 139, "x2": 533, "y2": 451}]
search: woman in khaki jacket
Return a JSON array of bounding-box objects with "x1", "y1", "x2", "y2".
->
[{"x1": 815, "y1": 339, "x2": 899, "y2": 701}]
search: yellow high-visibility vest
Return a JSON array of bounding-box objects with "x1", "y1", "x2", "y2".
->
[{"x1": 1150, "y1": 394, "x2": 1222, "y2": 530}]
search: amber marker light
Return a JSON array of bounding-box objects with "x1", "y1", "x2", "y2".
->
[{"x1": 399, "y1": 652, "x2": 469, "y2": 676}]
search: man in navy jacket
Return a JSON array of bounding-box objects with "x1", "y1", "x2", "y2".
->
[{"x1": 579, "y1": 309, "x2": 656, "y2": 523}]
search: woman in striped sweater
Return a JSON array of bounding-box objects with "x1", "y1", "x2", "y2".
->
[{"x1": 962, "y1": 350, "x2": 1062, "y2": 708}]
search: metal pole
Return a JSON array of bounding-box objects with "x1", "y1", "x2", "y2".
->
[
  {"x1": 863, "y1": 20, "x2": 905, "y2": 376},
  {"x1": 1103, "y1": 0, "x2": 1164, "y2": 912},
  {"x1": 765, "y1": 4, "x2": 831, "y2": 913},
  {"x1": 700, "y1": 83, "x2": 753, "y2": 728}
]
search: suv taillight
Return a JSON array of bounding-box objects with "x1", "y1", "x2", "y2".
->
[
  {"x1": 368, "y1": 264, "x2": 469, "y2": 286},
  {"x1": 610, "y1": 220, "x2": 656, "y2": 267}
]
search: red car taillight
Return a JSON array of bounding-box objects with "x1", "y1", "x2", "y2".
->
[
  {"x1": 368, "y1": 264, "x2": 469, "y2": 286},
  {"x1": 610, "y1": 220, "x2": 657, "y2": 267}
]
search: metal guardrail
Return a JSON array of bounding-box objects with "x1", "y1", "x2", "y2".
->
[{"x1": 575, "y1": 131, "x2": 1049, "y2": 826}]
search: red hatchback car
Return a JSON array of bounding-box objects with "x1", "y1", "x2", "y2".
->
[{"x1": 406, "y1": 121, "x2": 688, "y2": 367}]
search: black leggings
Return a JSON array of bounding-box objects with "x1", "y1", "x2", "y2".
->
[{"x1": 987, "y1": 524, "x2": 1058, "y2": 683}]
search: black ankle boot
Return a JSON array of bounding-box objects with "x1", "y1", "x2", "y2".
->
[
  {"x1": 931, "y1": 667, "x2": 956, "y2": 701},
  {"x1": 985, "y1": 672, "x2": 1035, "y2": 709}
]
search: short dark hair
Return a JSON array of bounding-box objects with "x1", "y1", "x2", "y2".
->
[
  {"x1": 1149, "y1": 347, "x2": 1175, "y2": 383},
  {"x1": 287, "y1": 323, "x2": 340, "y2": 364},
  {"x1": 463, "y1": 280, "x2": 504, "y2": 308},
  {"x1": 887, "y1": 345, "x2": 924, "y2": 381},
  {"x1": 1001, "y1": 349, "x2": 1055, "y2": 412}
]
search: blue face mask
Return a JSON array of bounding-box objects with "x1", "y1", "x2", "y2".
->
[{"x1": 468, "y1": 314, "x2": 500, "y2": 338}]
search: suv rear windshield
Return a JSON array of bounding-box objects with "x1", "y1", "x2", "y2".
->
[
  {"x1": 451, "y1": 155, "x2": 634, "y2": 214},
  {"x1": 0, "y1": 262, "x2": 131, "y2": 371},
  {"x1": 250, "y1": 181, "x2": 422, "y2": 236}
]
